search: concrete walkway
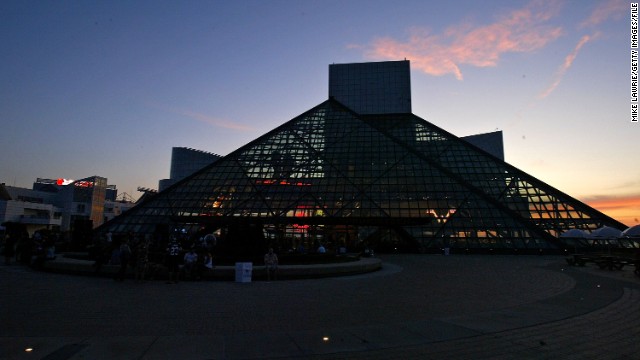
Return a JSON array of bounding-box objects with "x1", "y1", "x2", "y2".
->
[{"x1": 1, "y1": 254, "x2": 639, "y2": 359}]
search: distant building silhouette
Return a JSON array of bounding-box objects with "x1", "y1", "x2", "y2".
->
[{"x1": 158, "y1": 147, "x2": 221, "y2": 191}]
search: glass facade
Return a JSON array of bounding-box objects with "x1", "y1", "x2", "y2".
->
[{"x1": 99, "y1": 99, "x2": 632, "y2": 252}]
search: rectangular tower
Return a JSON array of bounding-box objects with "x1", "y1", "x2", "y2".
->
[{"x1": 329, "y1": 60, "x2": 411, "y2": 114}]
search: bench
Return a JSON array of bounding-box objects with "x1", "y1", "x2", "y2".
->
[
  {"x1": 565, "y1": 254, "x2": 596, "y2": 267},
  {"x1": 591, "y1": 256, "x2": 635, "y2": 271}
]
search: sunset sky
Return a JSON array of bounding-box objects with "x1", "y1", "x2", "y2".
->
[{"x1": 1, "y1": 0, "x2": 638, "y2": 226}]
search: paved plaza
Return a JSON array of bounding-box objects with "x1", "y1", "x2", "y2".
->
[{"x1": 1, "y1": 254, "x2": 639, "y2": 359}]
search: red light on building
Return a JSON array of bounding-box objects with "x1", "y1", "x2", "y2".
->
[
  {"x1": 255, "y1": 179, "x2": 311, "y2": 186},
  {"x1": 56, "y1": 178, "x2": 74, "y2": 186},
  {"x1": 74, "y1": 180, "x2": 94, "y2": 188}
]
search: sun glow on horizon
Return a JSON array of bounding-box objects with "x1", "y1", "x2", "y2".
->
[{"x1": 582, "y1": 194, "x2": 640, "y2": 227}]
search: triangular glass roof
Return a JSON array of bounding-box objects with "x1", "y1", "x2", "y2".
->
[{"x1": 100, "y1": 99, "x2": 630, "y2": 251}]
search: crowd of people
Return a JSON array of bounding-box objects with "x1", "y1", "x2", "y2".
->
[
  {"x1": 92, "y1": 231, "x2": 217, "y2": 283},
  {"x1": 3, "y1": 227, "x2": 375, "y2": 282},
  {"x1": 2, "y1": 229, "x2": 58, "y2": 268}
]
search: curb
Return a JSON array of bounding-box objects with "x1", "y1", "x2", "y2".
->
[{"x1": 41, "y1": 254, "x2": 383, "y2": 281}]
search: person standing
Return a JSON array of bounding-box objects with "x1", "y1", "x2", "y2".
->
[
  {"x1": 317, "y1": 243, "x2": 326, "y2": 254},
  {"x1": 114, "y1": 238, "x2": 132, "y2": 281},
  {"x1": 134, "y1": 235, "x2": 151, "y2": 283},
  {"x1": 200, "y1": 252, "x2": 214, "y2": 279},
  {"x1": 3, "y1": 234, "x2": 15, "y2": 265},
  {"x1": 635, "y1": 248, "x2": 640, "y2": 277},
  {"x1": 264, "y1": 248, "x2": 278, "y2": 281},
  {"x1": 182, "y1": 248, "x2": 198, "y2": 280},
  {"x1": 165, "y1": 237, "x2": 182, "y2": 284}
]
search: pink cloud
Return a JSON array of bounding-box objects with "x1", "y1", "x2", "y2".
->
[
  {"x1": 538, "y1": 34, "x2": 592, "y2": 99},
  {"x1": 580, "y1": 0, "x2": 627, "y2": 28},
  {"x1": 363, "y1": 1, "x2": 563, "y2": 80}
]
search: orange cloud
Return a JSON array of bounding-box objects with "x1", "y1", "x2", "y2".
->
[
  {"x1": 363, "y1": 1, "x2": 563, "y2": 80},
  {"x1": 584, "y1": 194, "x2": 640, "y2": 211},
  {"x1": 582, "y1": 194, "x2": 640, "y2": 227},
  {"x1": 580, "y1": 0, "x2": 627, "y2": 28},
  {"x1": 538, "y1": 34, "x2": 592, "y2": 99}
]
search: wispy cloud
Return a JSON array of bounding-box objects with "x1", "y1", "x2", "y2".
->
[
  {"x1": 361, "y1": 1, "x2": 563, "y2": 80},
  {"x1": 580, "y1": 0, "x2": 627, "y2": 28},
  {"x1": 179, "y1": 110, "x2": 256, "y2": 132},
  {"x1": 538, "y1": 34, "x2": 593, "y2": 99},
  {"x1": 537, "y1": 0, "x2": 627, "y2": 99},
  {"x1": 145, "y1": 100, "x2": 256, "y2": 132}
]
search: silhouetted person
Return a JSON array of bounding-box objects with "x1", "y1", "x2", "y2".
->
[
  {"x1": 165, "y1": 238, "x2": 182, "y2": 284},
  {"x1": 134, "y1": 235, "x2": 151, "y2": 283},
  {"x1": 3, "y1": 234, "x2": 15, "y2": 265},
  {"x1": 182, "y1": 248, "x2": 198, "y2": 280},
  {"x1": 635, "y1": 248, "x2": 640, "y2": 277},
  {"x1": 264, "y1": 248, "x2": 278, "y2": 281},
  {"x1": 115, "y1": 238, "x2": 131, "y2": 281}
]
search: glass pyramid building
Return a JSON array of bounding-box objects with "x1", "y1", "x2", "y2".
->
[{"x1": 100, "y1": 61, "x2": 631, "y2": 253}]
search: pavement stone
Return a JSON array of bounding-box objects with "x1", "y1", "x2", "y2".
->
[{"x1": 1, "y1": 254, "x2": 639, "y2": 359}]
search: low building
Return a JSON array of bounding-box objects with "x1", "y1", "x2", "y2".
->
[
  {"x1": 0, "y1": 185, "x2": 62, "y2": 236},
  {"x1": 0, "y1": 176, "x2": 134, "y2": 240}
]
